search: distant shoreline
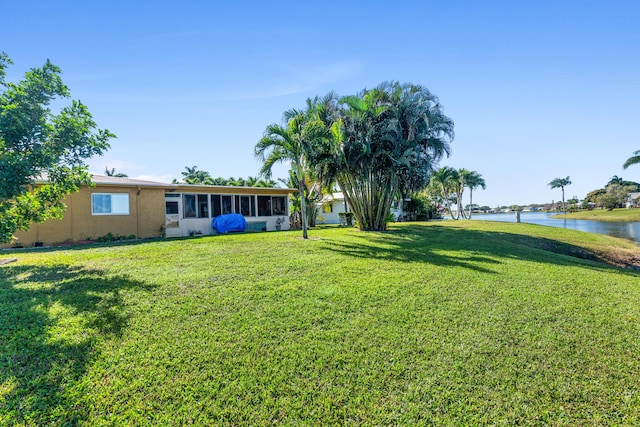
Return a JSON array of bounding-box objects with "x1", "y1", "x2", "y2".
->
[{"x1": 551, "y1": 208, "x2": 640, "y2": 223}]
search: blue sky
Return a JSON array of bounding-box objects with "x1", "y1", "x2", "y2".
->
[{"x1": 3, "y1": 0, "x2": 639, "y2": 207}]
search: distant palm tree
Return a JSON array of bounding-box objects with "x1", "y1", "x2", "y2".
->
[
  {"x1": 623, "y1": 150, "x2": 640, "y2": 170},
  {"x1": 608, "y1": 175, "x2": 623, "y2": 186},
  {"x1": 548, "y1": 176, "x2": 572, "y2": 212},
  {"x1": 465, "y1": 171, "x2": 486, "y2": 219},
  {"x1": 104, "y1": 167, "x2": 128, "y2": 177},
  {"x1": 180, "y1": 166, "x2": 212, "y2": 184}
]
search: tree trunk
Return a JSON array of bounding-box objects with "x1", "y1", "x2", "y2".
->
[
  {"x1": 299, "y1": 176, "x2": 308, "y2": 239},
  {"x1": 468, "y1": 190, "x2": 473, "y2": 219}
]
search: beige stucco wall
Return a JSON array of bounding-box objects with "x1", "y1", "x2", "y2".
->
[{"x1": 4, "y1": 185, "x2": 165, "y2": 248}]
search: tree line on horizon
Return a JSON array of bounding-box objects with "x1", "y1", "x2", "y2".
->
[{"x1": 171, "y1": 165, "x2": 278, "y2": 188}]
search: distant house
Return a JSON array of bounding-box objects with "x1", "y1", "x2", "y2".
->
[
  {"x1": 4, "y1": 175, "x2": 296, "y2": 248},
  {"x1": 316, "y1": 192, "x2": 412, "y2": 224},
  {"x1": 627, "y1": 192, "x2": 640, "y2": 208}
]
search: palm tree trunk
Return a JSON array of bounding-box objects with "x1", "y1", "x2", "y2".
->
[
  {"x1": 468, "y1": 190, "x2": 473, "y2": 219},
  {"x1": 297, "y1": 166, "x2": 308, "y2": 239}
]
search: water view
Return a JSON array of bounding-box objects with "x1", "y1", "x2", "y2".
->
[{"x1": 470, "y1": 211, "x2": 640, "y2": 245}]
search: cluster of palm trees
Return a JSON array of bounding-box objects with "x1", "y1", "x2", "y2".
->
[
  {"x1": 255, "y1": 81, "x2": 455, "y2": 238},
  {"x1": 426, "y1": 167, "x2": 486, "y2": 219},
  {"x1": 172, "y1": 166, "x2": 277, "y2": 187}
]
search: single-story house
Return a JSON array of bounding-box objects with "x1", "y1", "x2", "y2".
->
[
  {"x1": 316, "y1": 192, "x2": 411, "y2": 224},
  {"x1": 627, "y1": 192, "x2": 640, "y2": 208},
  {"x1": 317, "y1": 192, "x2": 350, "y2": 225},
  {"x1": 4, "y1": 175, "x2": 296, "y2": 248}
]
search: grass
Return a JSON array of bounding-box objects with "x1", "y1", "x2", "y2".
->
[
  {"x1": 554, "y1": 208, "x2": 640, "y2": 222},
  {"x1": 1, "y1": 221, "x2": 640, "y2": 425}
]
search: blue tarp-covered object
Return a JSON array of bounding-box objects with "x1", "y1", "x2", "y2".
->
[{"x1": 212, "y1": 213, "x2": 247, "y2": 234}]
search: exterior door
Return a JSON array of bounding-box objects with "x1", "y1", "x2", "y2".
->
[{"x1": 165, "y1": 195, "x2": 182, "y2": 237}]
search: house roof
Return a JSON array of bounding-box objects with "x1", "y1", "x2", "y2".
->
[{"x1": 92, "y1": 175, "x2": 169, "y2": 186}]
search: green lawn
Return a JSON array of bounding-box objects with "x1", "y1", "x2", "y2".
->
[
  {"x1": 1, "y1": 222, "x2": 640, "y2": 425},
  {"x1": 554, "y1": 208, "x2": 640, "y2": 222}
]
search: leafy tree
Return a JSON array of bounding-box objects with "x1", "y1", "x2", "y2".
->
[
  {"x1": 105, "y1": 167, "x2": 128, "y2": 177},
  {"x1": 548, "y1": 176, "x2": 572, "y2": 212},
  {"x1": 0, "y1": 53, "x2": 114, "y2": 243},
  {"x1": 623, "y1": 150, "x2": 640, "y2": 170},
  {"x1": 596, "y1": 183, "x2": 635, "y2": 210}
]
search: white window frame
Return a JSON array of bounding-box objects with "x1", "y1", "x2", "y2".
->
[{"x1": 91, "y1": 193, "x2": 130, "y2": 215}]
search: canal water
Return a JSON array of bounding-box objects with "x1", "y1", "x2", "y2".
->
[{"x1": 470, "y1": 212, "x2": 640, "y2": 245}]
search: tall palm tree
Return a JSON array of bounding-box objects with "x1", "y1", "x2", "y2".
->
[
  {"x1": 623, "y1": 150, "x2": 640, "y2": 170},
  {"x1": 464, "y1": 171, "x2": 486, "y2": 219},
  {"x1": 455, "y1": 168, "x2": 471, "y2": 219},
  {"x1": 255, "y1": 111, "x2": 331, "y2": 239},
  {"x1": 548, "y1": 176, "x2": 572, "y2": 212}
]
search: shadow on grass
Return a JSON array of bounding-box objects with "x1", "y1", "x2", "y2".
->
[
  {"x1": 0, "y1": 263, "x2": 155, "y2": 425},
  {"x1": 320, "y1": 223, "x2": 640, "y2": 276}
]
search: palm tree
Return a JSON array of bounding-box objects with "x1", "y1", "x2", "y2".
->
[
  {"x1": 455, "y1": 168, "x2": 471, "y2": 219},
  {"x1": 180, "y1": 166, "x2": 212, "y2": 184},
  {"x1": 255, "y1": 111, "x2": 331, "y2": 239},
  {"x1": 548, "y1": 176, "x2": 572, "y2": 212},
  {"x1": 623, "y1": 150, "x2": 640, "y2": 170},
  {"x1": 104, "y1": 167, "x2": 128, "y2": 177},
  {"x1": 323, "y1": 82, "x2": 453, "y2": 230},
  {"x1": 608, "y1": 175, "x2": 623, "y2": 186},
  {"x1": 428, "y1": 166, "x2": 459, "y2": 219},
  {"x1": 464, "y1": 171, "x2": 486, "y2": 219}
]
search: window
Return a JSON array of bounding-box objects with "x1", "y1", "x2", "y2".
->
[
  {"x1": 257, "y1": 195, "x2": 287, "y2": 216},
  {"x1": 165, "y1": 201, "x2": 179, "y2": 214},
  {"x1": 272, "y1": 196, "x2": 287, "y2": 215},
  {"x1": 183, "y1": 194, "x2": 209, "y2": 218},
  {"x1": 221, "y1": 195, "x2": 232, "y2": 214},
  {"x1": 183, "y1": 195, "x2": 196, "y2": 218},
  {"x1": 257, "y1": 196, "x2": 271, "y2": 216},
  {"x1": 211, "y1": 195, "x2": 222, "y2": 217},
  {"x1": 197, "y1": 194, "x2": 209, "y2": 218},
  {"x1": 234, "y1": 195, "x2": 252, "y2": 216},
  {"x1": 92, "y1": 193, "x2": 129, "y2": 215}
]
